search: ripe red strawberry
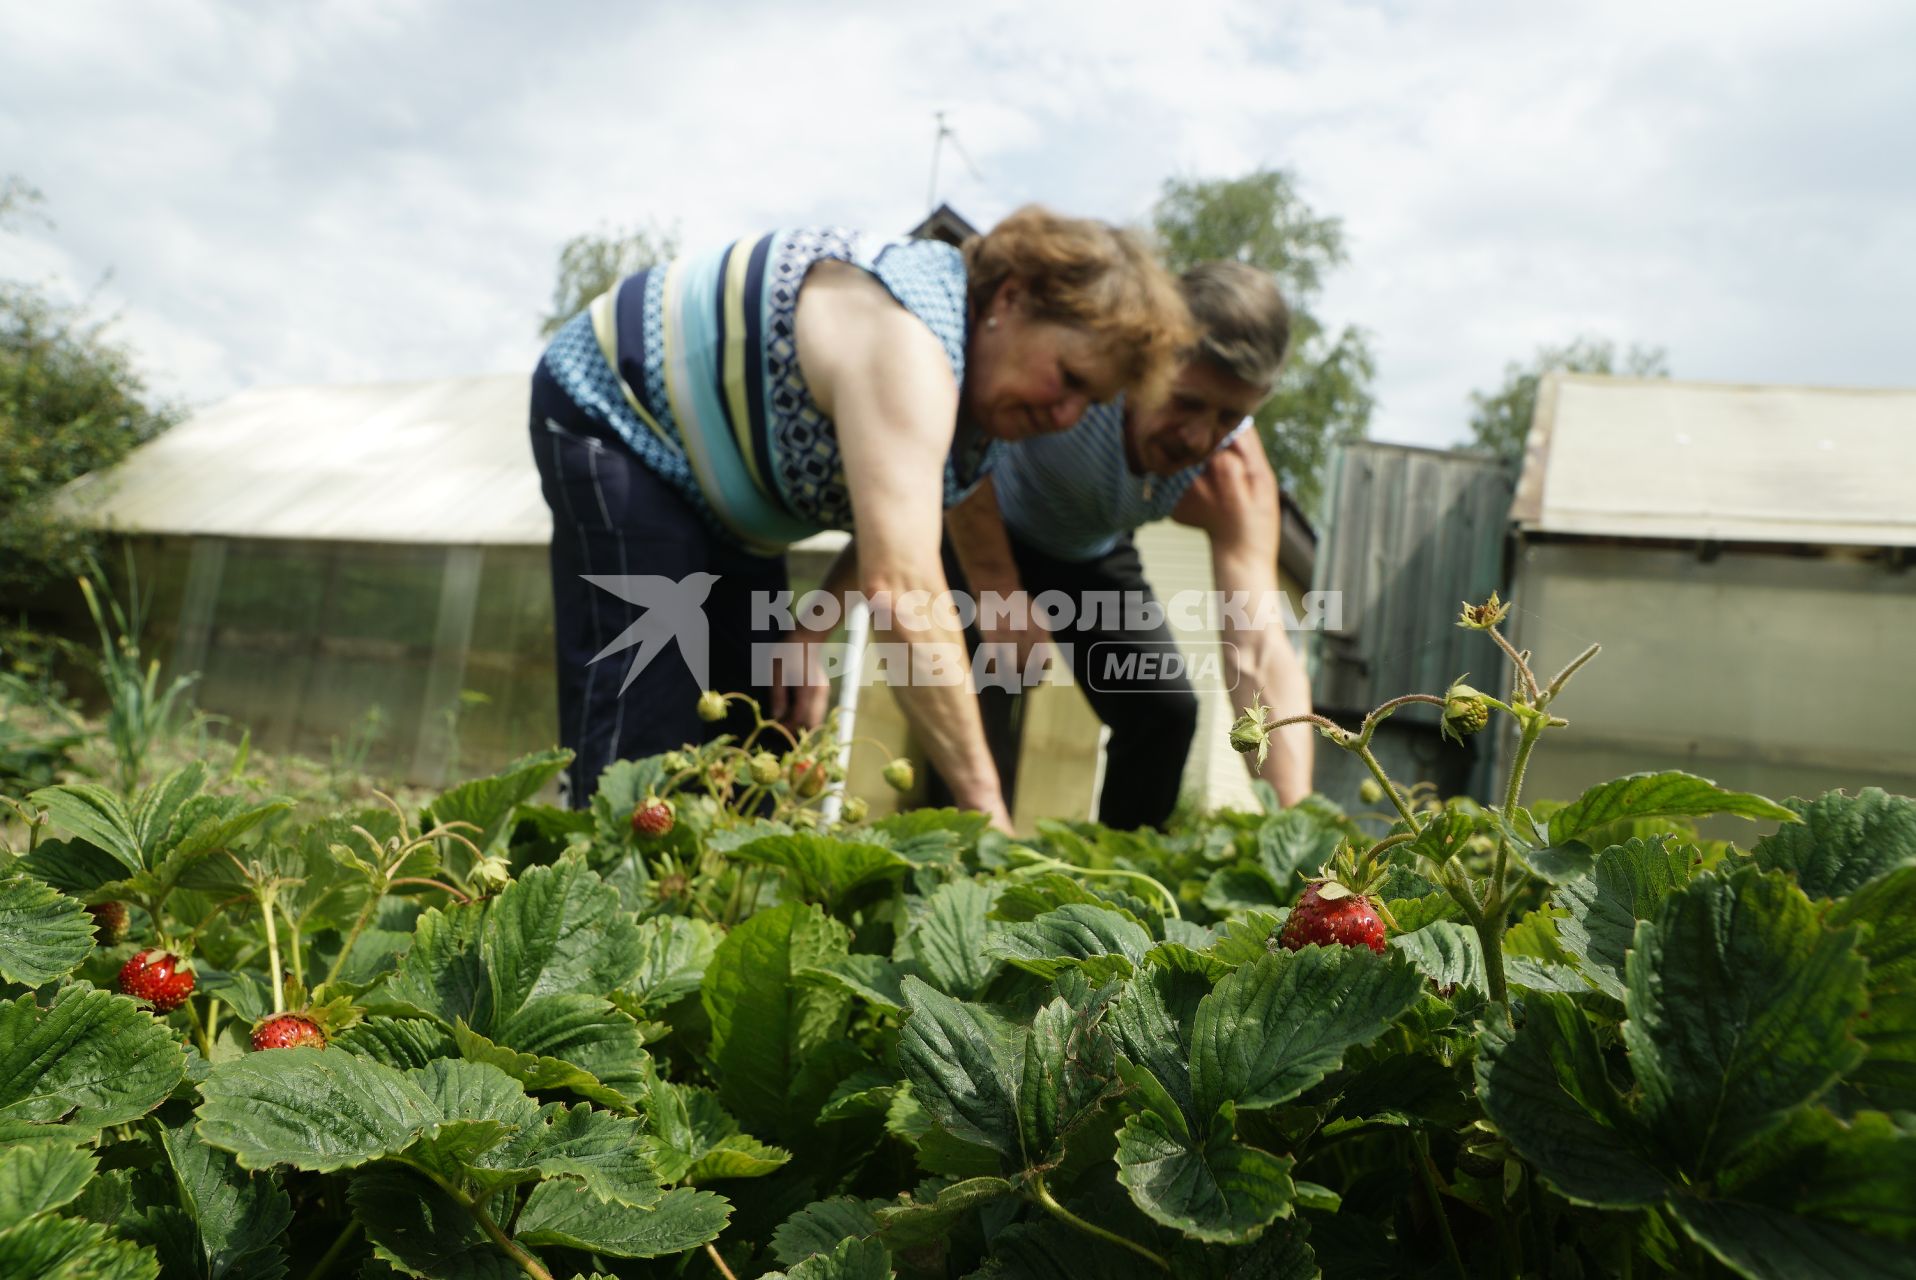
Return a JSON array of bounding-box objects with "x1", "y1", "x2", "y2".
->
[
  {"x1": 631, "y1": 798, "x2": 675, "y2": 837},
  {"x1": 118, "y1": 950, "x2": 196, "y2": 1012},
  {"x1": 790, "y1": 759, "x2": 826, "y2": 799},
  {"x1": 251, "y1": 1014, "x2": 327, "y2": 1051},
  {"x1": 87, "y1": 901, "x2": 128, "y2": 943},
  {"x1": 1277, "y1": 883, "x2": 1387, "y2": 954}
]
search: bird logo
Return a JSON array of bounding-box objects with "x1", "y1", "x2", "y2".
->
[{"x1": 581, "y1": 572, "x2": 721, "y2": 693}]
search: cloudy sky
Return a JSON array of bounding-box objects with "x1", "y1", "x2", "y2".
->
[{"x1": 2, "y1": 0, "x2": 1910, "y2": 449}]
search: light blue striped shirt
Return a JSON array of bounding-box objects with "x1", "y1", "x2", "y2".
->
[{"x1": 991, "y1": 398, "x2": 1247, "y2": 562}]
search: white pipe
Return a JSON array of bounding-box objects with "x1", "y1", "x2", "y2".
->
[{"x1": 820, "y1": 599, "x2": 871, "y2": 823}]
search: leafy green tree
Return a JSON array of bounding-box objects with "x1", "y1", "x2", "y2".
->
[
  {"x1": 1152, "y1": 169, "x2": 1376, "y2": 515},
  {"x1": 1464, "y1": 336, "x2": 1669, "y2": 465},
  {"x1": 1, "y1": 179, "x2": 175, "y2": 605},
  {"x1": 539, "y1": 223, "x2": 679, "y2": 337}
]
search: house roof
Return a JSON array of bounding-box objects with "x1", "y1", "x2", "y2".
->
[
  {"x1": 906, "y1": 202, "x2": 980, "y2": 246},
  {"x1": 1513, "y1": 373, "x2": 1916, "y2": 548}
]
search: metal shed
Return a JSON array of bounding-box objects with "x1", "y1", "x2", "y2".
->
[
  {"x1": 1305, "y1": 442, "x2": 1514, "y2": 810},
  {"x1": 1503, "y1": 373, "x2": 1916, "y2": 807}
]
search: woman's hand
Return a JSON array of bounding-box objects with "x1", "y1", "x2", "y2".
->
[
  {"x1": 794, "y1": 263, "x2": 1011, "y2": 821},
  {"x1": 769, "y1": 626, "x2": 833, "y2": 730}
]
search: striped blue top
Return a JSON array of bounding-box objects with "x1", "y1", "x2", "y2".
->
[
  {"x1": 538, "y1": 229, "x2": 994, "y2": 553},
  {"x1": 992, "y1": 398, "x2": 1248, "y2": 562}
]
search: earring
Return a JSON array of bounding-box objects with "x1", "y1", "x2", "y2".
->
[{"x1": 987, "y1": 316, "x2": 998, "y2": 329}]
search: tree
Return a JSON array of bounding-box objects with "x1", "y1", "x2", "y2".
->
[
  {"x1": 1152, "y1": 169, "x2": 1376, "y2": 516},
  {"x1": 1463, "y1": 337, "x2": 1669, "y2": 465},
  {"x1": 1, "y1": 179, "x2": 176, "y2": 603},
  {"x1": 538, "y1": 223, "x2": 679, "y2": 337}
]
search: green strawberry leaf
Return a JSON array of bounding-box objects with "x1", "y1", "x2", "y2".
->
[
  {"x1": 0, "y1": 874, "x2": 94, "y2": 985},
  {"x1": 1830, "y1": 866, "x2": 1916, "y2": 1109},
  {"x1": 0, "y1": 987, "x2": 185, "y2": 1134},
  {"x1": 773, "y1": 1235, "x2": 894, "y2": 1279},
  {"x1": 333, "y1": 1017, "x2": 456, "y2": 1070},
  {"x1": 896, "y1": 978, "x2": 1023, "y2": 1160},
  {"x1": 0, "y1": 1214, "x2": 160, "y2": 1280},
  {"x1": 771, "y1": 1197, "x2": 881, "y2": 1267},
  {"x1": 1551, "y1": 837, "x2": 1695, "y2": 999},
  {"x1": 1625, "y1": 867, "x2": 1867, "y2": 1177},
  {"x1": 1113, "y1": 1073, "x2": 1295, "y2": 1245},
  {"x1": 1670, "y1": 1108, "x2": 1916, "y2": 1279},
  {"x1": 901, "y1": 878, "x2": 1002, "y2": 998},
  {"x1": 1387, "y1": 920, "x2": 1486, "y2": 999},
  {"x1": 870, "y1": 1176, "x2": 1013, "y2": 1250},
  {"x1": 1475, "y1": 992, "x2": 1670, "y2": 1206},
  {"x1": 1108, "y1": 962, "x2": 1213, "y2": 1123},
  {"x1": 1017, "y1": 995, "x2": 1118, "y2": 1165},
  {"x1": 0, "y1": 1141, "x2": 97, "y2": 1232},
  {"x1": 730, "y1": 833, "x2": 911, "y2": 910},
  {"x1": 514, "y1": 1182, "x2": 730, "y2": 1258},
  {"x1": 346, "y1": 1165, "x2": 518, "y2": 1280},
  {"x1": 15, "y1": 838, "x2": 129, "y2": 899},
  {"x1": 481, "y1": 853, "x2": 644, "y2": 1019},
  {"x1": 986, "y1": 903, "x2": 1151, "y2": 981},
  {"x1": 26, "y1": 783, "x2": 143, "y2": 876},
  {"x1": 1753, "y1": 788, "x2": 1916, "y2": 900},
  {"x1": 195, "y1": 1047, "x2": 436, "y2": 1173},
  {"x1": 701, "y1": 902, "x2": 851, "y2": 1141},
  {"x1": 450, "y1": 1019, "x2": 636, "y2": 1115},
  {"x1": 154, "y1": 1107, "x2": 292, "y2": 1280},
  {"x1": 1189, "y1": 943, "x2": 1424, "y2": 1117},
  {"x1": 621, "y1": 915, "x2": 720, "y2": 1010},
  {"x1": 1545, "y1": 771, "x2": 1797, "y2": 847},
  {"x1": 427, "y1": 747, "x2": 572, "y2": 862}
]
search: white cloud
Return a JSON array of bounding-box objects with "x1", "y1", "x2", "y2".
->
[{"x1": 2, "y1": 0, "x2": 1910, "y2": 449}]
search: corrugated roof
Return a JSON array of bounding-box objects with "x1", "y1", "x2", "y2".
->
[
  {"x1": 1514, "y1": 373, "x2": 1916, "y2": 547},
  {"x1": 51, "y1": 374, "x2": 853, "y2": 554}
]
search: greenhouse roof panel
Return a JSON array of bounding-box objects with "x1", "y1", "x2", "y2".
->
[
  {"x1": 53, "y1": 374, "x2": 554, "y2": 544},
  {"x1": 1513, "y1": 374, "x2": 1916, "y2": 548}
]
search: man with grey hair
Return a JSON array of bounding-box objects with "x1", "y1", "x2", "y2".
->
[{"x1": 935, "y1": 259, "x2": 1314, "y2": 827}]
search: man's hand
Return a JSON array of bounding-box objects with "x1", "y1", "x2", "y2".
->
[{"x1": 1172, "y1": 428, "x2": 1278, "y2": 548}]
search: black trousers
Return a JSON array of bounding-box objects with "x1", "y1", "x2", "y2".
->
[
  {"x1": 528, "y1": 361, "x2": 788, "y2": 806},
  {"x1": 932, "y1": 532, "x2": 1199, "y2": 831}
]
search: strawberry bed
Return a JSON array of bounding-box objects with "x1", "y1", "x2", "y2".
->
[{"x1": 1, "y1": 605, "x2": 1912, "y2": 1279}]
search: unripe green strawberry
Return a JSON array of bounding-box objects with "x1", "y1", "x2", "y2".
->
[
  {"x1": 882, "y1": 758, "x2": 915, "y2": 793},
  {"x1": 251, "y1": 1014, "x2": 327, "y2": 1051},
  {"x1": 661, "y1": 750, "x2": 690, "y2": 773},
  {"x1": 1276, "y1": 882, "x2": 1386, "y2": 954},
  {"x1": 631, "y1": 798, "x2": 675, "y2": 837},
  {"x1": 1443, "y1": 685, "x2": 1490, "y2": 741},
  {"x1": 696, "y1": 691, "x2": 728, "y2": 723},
  {"x1": 841, "y1": 796, "x2": 869, "y2": 823},
  {"x1": 750, "y1": 752, "x2": 782, "y2": 785},
  {"x1": 87, "y1": 900, "x2": 127, "y2": 943},
  {"x1": 119, "y1": 950, "x2": 196, "y2": 1012},
  {"x1": 469, "y1": 854, "x2": 512, "y2": 894},
  {"x1": 1357, "y1": 778, "x2": 1384, "y2": 805}
]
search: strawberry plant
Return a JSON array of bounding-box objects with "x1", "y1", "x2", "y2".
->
[{"x1": 0, "y1": 631, "x2": 1909, "y2": 1280}]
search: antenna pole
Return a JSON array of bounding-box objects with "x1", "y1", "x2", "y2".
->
[{"x1": 927, "y1": 110, "x2": 947, "y2": 209}]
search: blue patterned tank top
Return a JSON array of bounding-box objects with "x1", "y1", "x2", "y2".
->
[{"x1": 538, "y1": 229, "x2": 993, "y2": 553}]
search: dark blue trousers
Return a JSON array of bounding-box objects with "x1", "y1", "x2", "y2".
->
[{"x1": 528, "y1": 361, "x2": 788, "y2": 807}]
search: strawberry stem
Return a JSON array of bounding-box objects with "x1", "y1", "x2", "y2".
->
[
  {"x1": 259, "y1": 883, "x2": 285, "y2": 1017},
  {"x1": 1029, "y1": 1173, "x2": 1169, "y2": 1272}
]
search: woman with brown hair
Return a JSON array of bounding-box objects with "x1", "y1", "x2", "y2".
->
[{"x1": 530, "y1": 207, "x2": 1191, "y2": 827}]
